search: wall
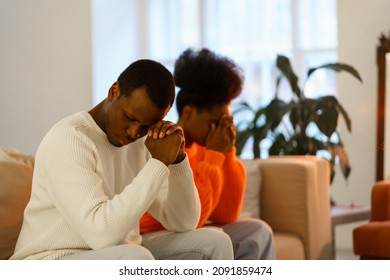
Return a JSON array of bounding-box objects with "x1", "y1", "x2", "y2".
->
[
  {"x1": 333, "y1": 0, "x2": 390, "y2": 252},
  {"x1": 91, "y1": 0, "x2": 143, "y2": 105},
  {"x1": 0, "y1": 0, "x2": 93, "y2": 155}
]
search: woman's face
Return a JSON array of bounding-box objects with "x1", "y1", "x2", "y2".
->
[{"x1": 180, "y1": 103, "x2": 230, "y2": 147}]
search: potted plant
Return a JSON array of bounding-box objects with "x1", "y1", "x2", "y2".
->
[{"x1": 234, "y1": 54, "x2": 362, "y2": 183}]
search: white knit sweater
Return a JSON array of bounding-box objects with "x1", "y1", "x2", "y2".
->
[{"x1": 10, "y1": 111, "x2": 200, "y2": 260}]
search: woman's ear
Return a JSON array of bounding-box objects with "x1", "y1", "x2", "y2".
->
[{"x1": 182, "y1": 105, "x2": 195, "y2": 120}]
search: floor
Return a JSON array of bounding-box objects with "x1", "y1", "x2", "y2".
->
[
  {"x1": 333, "y1": 220, "x2": 368, "y2": 260},
  {"x1": 335, "y1": 248, "x2": 358, "y2": 260}
]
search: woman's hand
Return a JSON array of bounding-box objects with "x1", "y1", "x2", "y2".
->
[{"x1": 205, "y1": 115, "x2": 236, "y2": 154}]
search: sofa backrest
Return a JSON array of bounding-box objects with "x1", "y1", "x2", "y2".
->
[{"x1": 0, "y1": 149, "x2": 34, "y2": 259}]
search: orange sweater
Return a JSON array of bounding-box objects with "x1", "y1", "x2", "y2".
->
[{"x1": 140, "y1": 144, "x2": 246, "y2": 233}]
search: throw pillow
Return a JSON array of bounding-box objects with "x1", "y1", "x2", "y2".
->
[
  {"x1": 0, "y1": 149, "x2": 33, "y2": 260},
  {"x1": 238, "y1": 159, "x2": 262, "y2": 220}
]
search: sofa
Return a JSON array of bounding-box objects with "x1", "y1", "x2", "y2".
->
[
  {"x1": 0, "y1": 148, "x2": 34, "y2": 260},
  {"x1": 0, "y1": 148, "x2": 333, "y2": 260},
  {"x1": 353, "y1": 180, "x2": 390, "y2": 259}
]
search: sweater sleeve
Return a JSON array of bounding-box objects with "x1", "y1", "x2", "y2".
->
[
  {"x1": 139, "y1": 157, "x2": 202, "y2": 234},
  {"x1": 140, "y1": 146, "x2": 246, "y2": 232},
  {"x1": 140, "y1": 148, "x2": 224, "y2": 232},
  {"x1": 145, "y1": 155, "x2": 200, "y2": 232}
]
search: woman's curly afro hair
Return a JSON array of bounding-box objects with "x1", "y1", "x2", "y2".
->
[{"x1": 174, "y1": 48, "x2": 244, "y2": 115}]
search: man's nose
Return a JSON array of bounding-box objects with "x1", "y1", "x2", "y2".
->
[{"x1": 127, "y1": 126, "x2": 140, "y2": 139}]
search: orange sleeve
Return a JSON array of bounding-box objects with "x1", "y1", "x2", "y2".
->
[
  {"x1": 191, "y1": 148, "x2": 226, "y2": 227},
  {"x1": 209, "y1": 147, "x2": 246, "y2": 224},
  {"x1": 139, "y1": 212, "x2": 164, "y2": 234}
]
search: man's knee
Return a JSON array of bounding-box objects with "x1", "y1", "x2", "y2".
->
[{"x1": 116, "y1": 244, "x2": 155, "y2": 260}]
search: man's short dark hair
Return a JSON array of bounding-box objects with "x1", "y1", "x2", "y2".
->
[
  {"x1": 174, "y1": 48, "x2": 244, "y2": 115},
  {"x1": 117, "y1": 59, "x2": 175, "y2": 109}
]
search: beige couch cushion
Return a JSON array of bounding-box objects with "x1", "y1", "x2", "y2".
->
[
  {"x1": 274, "y1": 232, "x2": 305, "y2": 260},
  {"x1": 0, "y1": 149, "x2": 34, "y2": 260}
]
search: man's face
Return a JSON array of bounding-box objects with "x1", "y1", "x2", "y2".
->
[
  {"x1": 183, "y1": 103, "x2": 230, "y2": 147},
  {"x1": 105, "y1": 86, "x2": 170, "y2": 147}
]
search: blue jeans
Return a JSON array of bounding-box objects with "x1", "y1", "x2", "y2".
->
[{"x1": 60, "y1": 228, "x2": 233, "y2": 260}]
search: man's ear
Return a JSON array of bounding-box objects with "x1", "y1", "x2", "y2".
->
[{"x1": 108, "y1": 82, "x2": 120, "y2": 102}]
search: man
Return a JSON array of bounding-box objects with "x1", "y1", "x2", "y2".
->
[
  {"x1": 141, "y1": 48, "x2": 275, "y2": 260},
  {"x1": 11, "y1": 59, "x2": 233, "y2": 260}
]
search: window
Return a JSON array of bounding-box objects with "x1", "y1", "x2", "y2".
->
[
  {"x1": 92, "y1": 0, "x2": 337, "y2": 157},
  {"x1": 145, "y1": 0, "x2": 337, "y2": 116}
]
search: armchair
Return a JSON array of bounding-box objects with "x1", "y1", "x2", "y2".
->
[{"x1": 353, "y1": 181, "x2": 390, "y2": 259}]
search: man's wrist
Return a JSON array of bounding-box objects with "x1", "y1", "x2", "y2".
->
[{"x1": 172, "y1": 153, "x2": 186, "y2": 164}]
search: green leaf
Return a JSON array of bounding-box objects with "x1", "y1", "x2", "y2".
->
[
  {"x1": 307, "y1": 63, "x2": 363, "y2": 83},
  {"x1": 336, "y1": 102, "x2": 352, "y2": 132},
  {"x1": 300, "y1": 98, "x2": 318, "y2": 129},
  {"x1": 289, "y1": 105, "x2": 298, "y2": 130},
  {"x1": 235, "y1": 129, "x2": 253, "y2": 155},
  {"x1": 275, "y1": 75, "x2": 282, "y2": 98},
  {"x1": 315, "y1": 95, "x2": 338, "y2": 107},
  {"x1": 315, "y1": 96, "x2": 352, "y2": 135},
  {"x1": 232, "y1": 101, "x2": 254, "y2": 115},
  {"x1": 315, "y1": 107, "x2": 339, "y2": 138},
  {"x1": 306, "y1": 136, "x2": 326, "y2": 154},
  {"x1": 268, "y1": 133, "x2": 287, "y2": 155},
  {"x1": 328, "y1": 142, "x2": 351, "y2": 180},
  {"x1": 253, "y1": 107, "x2": 267, "y2": 126},
  {"x1": 276, "y1": 55, "x2": 302, "y2": 99},
  {"x1": 330, "y1": 162, "x2": 336, "y2": 183},
  {"x1": 284, "y1": 134, "x2": 300, "y2": 154},
  {"x1": 264, "y1": 98, "x2": 291, "y2": 130},
  {"x1": 336, "y1": 145, "x2": 351, "y2": 179},
  {"x1": 249, "y1": 125, "x2": 269, "y2": 158}
]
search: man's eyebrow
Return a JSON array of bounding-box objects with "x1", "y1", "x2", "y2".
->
[{"x1": 125, "y1": 110, "x2": 157, "y2": 127}]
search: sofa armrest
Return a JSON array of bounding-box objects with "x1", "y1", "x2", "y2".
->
[
  {"x1": 371, "y1": 181, "x2": 390, "y2": 221},
  {"x1": 258, "y1": 156, "x2": 332, "y2": 259},
  {"x1": 353, "y1": 181, "x2": 390, "y2": 259}
]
